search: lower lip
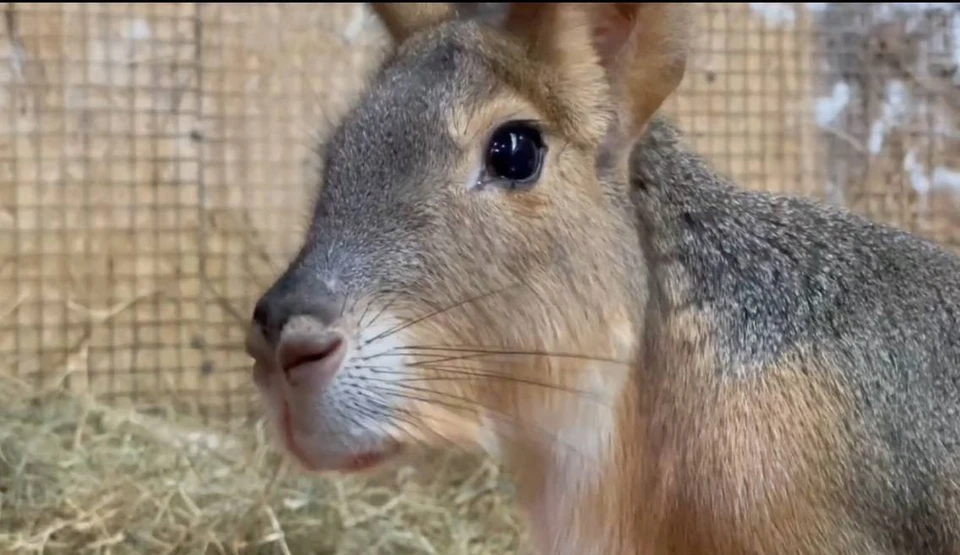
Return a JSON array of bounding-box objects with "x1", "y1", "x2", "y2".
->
[
  {"x1": 338, "y1": 443, "x2": 401, "y2": 473},
  {"x1": 280, "y1": 404, "x2": 399, "y2": 473},
  {"x1": 343, "y1": 451, "x2": 389, "y2": 472},
  {"x1": 281, "y1": 404, "x2": 323, "y2": 472}
]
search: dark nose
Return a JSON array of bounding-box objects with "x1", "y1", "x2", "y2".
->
[{"x1": 252, "y1": 286, "x2": 344, "y2": 344}]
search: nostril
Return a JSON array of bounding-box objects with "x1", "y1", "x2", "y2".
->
[
  {"x1": 278, "y1": 333, "x2": 347, "y2": 377},
  {"x1": 252, "y1": 299, "x2": 271, "y2": 329}
]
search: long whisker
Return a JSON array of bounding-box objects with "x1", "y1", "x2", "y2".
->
[
  {"x1": 344, "y1": 287, "x2": 371, "y2": 323},
  {"x1": 359, "y1": 397, "x2": 474, "y2": 454},
  {"x1": 360, "y1": 281, "x2": 527, "y2": 348},
  {"x1": 354, "y1": 401, "x2": 431, "y2": 448},
  {"x1": 361, "y1": 290, "x2": 404, "y2": 330},
  {"x1": 391, "y1": 345, "x2": 632, "y2": 367},
  {"x1": 361, "y1": 346, "x2": 630, "y2": 369},
  {"x1": 337, "y1": 400, "x2": 392, "y2": 444},
  {"x1": 380, "y1": 351, "x2": 494, "y2": 367},
  {"x1": 349, "y1": 364, "x2": 610, "y2": 406},
  {"x1": 358, "y1": 350, "x2": 491, "y2": 367},
  {"x1": 373, "y1": 382, "x2": 595, "y2": 462},
  {"x1": 356, "y1": 289, "x2": 405, "y2": 330},
  {"x1": 329, "y1": 391, "x2": 428, "y2": 450},
  {"x1": 355, "y1": 296, "x2": 378, "y2": 331},
  {"x1": 338, "y1": 291, "x2": 349, "y2": 321}
]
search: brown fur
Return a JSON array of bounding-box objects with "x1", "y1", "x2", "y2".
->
[
  {"x1": 245, "y1": 3, "x2": 960, "y2": 554},
  {"x1": 639, "y1": 321, "x2": 861, "y2": 554},
  {"x1": 371, "y1": 3, "x2": 455, "y2": 43}
]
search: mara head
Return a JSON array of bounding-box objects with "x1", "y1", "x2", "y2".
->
[{"x1": 245, "y1": 3, "x2": 692, "y2": 473}]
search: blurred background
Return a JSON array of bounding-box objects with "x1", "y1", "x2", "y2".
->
[{"x1": 0, "y1": 3, "x2": 957, "y2": 554}]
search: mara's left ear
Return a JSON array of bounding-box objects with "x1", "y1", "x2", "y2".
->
[
  {"x1": 504, "y1": 3, "x2": 693, "y2": 149},
  {"x1": 370, "y1": 3, "x2": 456, "y2": 44}
]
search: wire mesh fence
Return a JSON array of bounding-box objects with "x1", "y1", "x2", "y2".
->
[{"x1": 1, "y1": 3, "x2": 958, "y2": 427}]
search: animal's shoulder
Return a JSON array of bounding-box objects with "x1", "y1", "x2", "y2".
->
[{"x1": 630, "y1": 116, "x2": 960, "y2": 378}]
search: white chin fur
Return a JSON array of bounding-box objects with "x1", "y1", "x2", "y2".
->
[
  {"x1": 334, "y1": 312, "x2": 412, "y2": 439},
  {"x1": 267, "y1": 311, "x2": 415, "y2": 467}
]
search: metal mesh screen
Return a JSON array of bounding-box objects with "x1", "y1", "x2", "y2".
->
[{"x1": 1, "y1": 3, "x2": 958, "y2": 427}]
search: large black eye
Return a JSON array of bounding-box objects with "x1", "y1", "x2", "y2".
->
[{"x1": 484, "y1": 121, "x2": 546, "y2": 187}]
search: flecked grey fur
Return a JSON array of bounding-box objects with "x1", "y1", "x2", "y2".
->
[{"x1": 633, "y1": 119, "x2": 960, "y2": 553}]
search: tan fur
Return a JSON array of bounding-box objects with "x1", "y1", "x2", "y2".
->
[
  {"x1": 371, "y1": 3, "x2": 455, "y2": 43},
  {"x1": 636, "y1": 312, "x2": 861, "y2": 554},
  {"x1": 492, "y1": 307, "x2": 861, "y2": 555},
  {"x1": 250, "y1": 3, "x2": 892, "y2": 554},
  {"x1": 453, "y1": 4, "x2": 860, "y2": 552},
  {"x1": 365, "y1": 3, "x2": 698, "y2": 553}
]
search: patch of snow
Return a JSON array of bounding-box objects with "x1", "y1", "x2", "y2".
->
[
  {"x1": 125, "y1": 18, "x2": 151, "y2": 41},
  {"x1": 933, "y1": 166, "x2": 960, "y2": 192},
  {"x1": 952, "y1": 12, "x2": 960, "y2": 80},
  {"x1": 873, "y1": 3, "x2": 956, "y2": 23},
  {"x1": 904, "y1": 151, "x2": 960, "y2": 196},
  {"x1": 804, "y1": 3, "x2": 828, "y2": 13},
  {"x1": 904, "y1": 150, "x2": 931, "y2": 196},
  {"x1": 749, "y1": 3, "x2": 796, "y2": 26},
  {"x1": 815, "y1": 81, "x2": 851, "y2": 127},
  {"x1": 867, "y1": 80, "x2": 909, "y2": 155}
]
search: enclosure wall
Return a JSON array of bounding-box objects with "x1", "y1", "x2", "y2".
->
[{"x1": 1, "y1": 3, "x2": 957, "y2": 424}]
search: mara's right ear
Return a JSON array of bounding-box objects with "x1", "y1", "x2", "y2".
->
[
  {"x1": 504, "y1": 3, "x2": 693, "y2": 151},
  {"x1": 370, "y1": 3, "x2": 456, "y2": 44}
]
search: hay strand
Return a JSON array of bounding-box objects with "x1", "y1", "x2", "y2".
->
[{"x1": 0, "y1": 375, "x2": 530, "y2": 554}]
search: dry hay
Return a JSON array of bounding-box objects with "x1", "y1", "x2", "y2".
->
[{"x1": 0, "y1": 374, "x2": 530, "y2": 555}]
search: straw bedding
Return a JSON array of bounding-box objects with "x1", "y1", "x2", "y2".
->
[{"x1": 0, "y1": 375, "x2": 530, "y2": 555}]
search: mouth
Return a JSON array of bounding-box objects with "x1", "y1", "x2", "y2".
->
[
  {"x1": 341, "y1": 450, "x2": 393, "y2": 472},
  {"x1": 279, "y1": 403, "x2": 400, "y2": 474}
]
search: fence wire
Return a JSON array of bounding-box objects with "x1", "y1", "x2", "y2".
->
[{"x1": 1, "y1": 3, "x2": 958, "y2": 426}]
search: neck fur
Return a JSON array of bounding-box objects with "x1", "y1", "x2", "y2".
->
[
  {"x1": 493, "y1": 263, "x2": 646, "y2": 554},
  {"x1": 497, "y1": 356, "x2": 635, "y2": 555}
]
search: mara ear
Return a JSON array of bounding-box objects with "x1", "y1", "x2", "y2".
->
[
  {"x1": 370, "y1": 3, "x2": 456, "y2": 44},
  {"x1": 505, "y1": 3, "x2": 692, "y2": 147}
]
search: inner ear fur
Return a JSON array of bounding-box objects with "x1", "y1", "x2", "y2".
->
[
  {"x1": 504, "y1": 3, "x2": 693, "y2": 144},
  {"x1": 370, "y1": 3, "x2": 456, "y2": 44}
]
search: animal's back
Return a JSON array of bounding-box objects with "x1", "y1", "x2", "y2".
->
[{"x1": 630, "y1": 117, "x2": 960, "y2": 553}]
